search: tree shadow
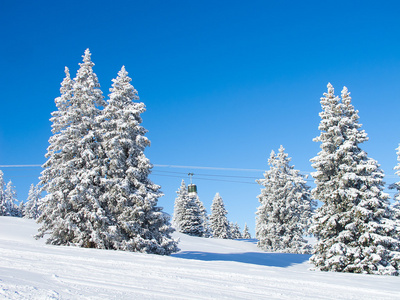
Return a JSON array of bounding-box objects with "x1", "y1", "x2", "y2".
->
[{"x1": 172, "y1": 251, "x2": 311, "y2": 268}]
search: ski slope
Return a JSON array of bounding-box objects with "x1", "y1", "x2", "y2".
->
[{"x1": 0, "y1": 217, "x2": 398, "y2": 299}]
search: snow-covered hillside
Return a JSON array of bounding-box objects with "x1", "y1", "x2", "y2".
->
[{"x1": 0, "y1": 217, "x2": 398, "y2": 299}]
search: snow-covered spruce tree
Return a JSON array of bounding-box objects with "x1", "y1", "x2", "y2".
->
[
  {"x1": 389, "y1": 145, "x2": 400, "y2": 227},
  {"x1": 173, "y1": 180, "x2": 188, "y2": 231},
  {"x1": 37, "y1": 49, "x2": 111, "y2": 247},
  {"x1": 230, "y1": 222, "x2": 242, "y2": 239},
  {"x1": 193, "y1": 194, "x2": 210, "y2": 237},
  {"x1": 242, "y1": 223, "x2": 251, "y2": 239},
  {"x1": 310, "y1": 84, "x2": 400, "y2": 275},
  {"x1": 2, "y1": 180, "x2": 21, "y2": 217},
  {"x1": 210, "y1": 192, "x2": 230, "y2": 239},
  {"x1": 0, "y1": 171, "x2": 5, "y2": 216},
  {"x1": 0, "y1": 172, "x2": 21, "y2": 217},
  {"x1": 256, "y1": 146, "x2": 314, "y2": 254},
  {"x1": 23, "y1": 184, "x2": 41, "y2": 219},
  {"x1": 173, "y1": 180, "x2": 205, "y2": 237},
  {"x1": 7, "y1": 181, "x2": 21, "y2": 217},
  {"x1": 97, "y1": 66, "x2": 177, "y2": 254}
]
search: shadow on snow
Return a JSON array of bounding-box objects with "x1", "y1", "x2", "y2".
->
[{"x1": 172, "y1": 250, "x2": 311, "y2": 268}]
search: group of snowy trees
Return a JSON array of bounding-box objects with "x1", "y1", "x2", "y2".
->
[
  {"x1": 0, "y1": 171, "x2": 41, "y2": 219},
  {"x1": 35, "y1": 49, "x2": 178, "y2": 254},
  {"x1": 2, "y1": 49, "x2": 399, "y2": 274},
  {"x1": 173, "y1": 180, "x2": 251, "y2": 239},
  {"x1": 210, "y1": 192, "x2": 251, "y2": 239},
  {"x1": 0, "y1": 171, "x2": 21, "y2": 217},
  {"x1": 173, "y1": 180, "x2": 207, "y2": 237},
  {"x1": 255, "y1": 83, "x2": 400, "y2": 275}
]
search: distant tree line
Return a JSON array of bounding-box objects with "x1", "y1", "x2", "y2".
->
[{"x1": 172, "y1": 180, "x2": 251, "y2": 239}]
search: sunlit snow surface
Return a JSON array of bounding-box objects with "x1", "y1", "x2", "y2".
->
[{"x1": 0, "y1": 217, "x2": 399, "y2": 299}]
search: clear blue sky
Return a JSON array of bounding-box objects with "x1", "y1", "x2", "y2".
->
[{"x1": 1, "y1": 1, "x2": 400, "y2": 235}]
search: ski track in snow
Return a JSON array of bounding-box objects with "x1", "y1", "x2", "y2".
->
[{"x1": 0, "y1": 217, "x2": 399, "y2": 299}]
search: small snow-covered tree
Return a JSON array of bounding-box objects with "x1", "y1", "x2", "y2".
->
[
  {"x1": 310, "y1": 84, "x2": 400, "y2": 275},
  {"x1": 0, "y1": 171, "x2": 5, "y2": 215},
  {"x1": 18, "y1": 201, "x2": 25, "y2": 218},
  {"x1": 1, "y1": 179, "x2": 21, "y2": 217},
  {"x1": 173, "y1": 180, "x2": 188, "y2": 230},
  {"x1": 242, "y1": 223, "x2": 251, "y2": 239},
  {"x1": 37, "y1": 49, "x2": 110, "y2": 247},
  {"x1": 23, "y1": 184, "x2": 41, "y2": 219},
  {"x1": 210, "y1": 193, "x2": 230, "y2": 239},
  {"x1": 97, "y1": 66, "x2": 177, "y2": 254},
  {"x1": 6, "y1": 181, "x2": 20, "y2": 217},
  {"x1": 389, "y1": 144, "x2": 400, "y2": 225},
  {"x1": 193, "y1": 194, "x2": 210, "y2": 237},
  {"x1": 229, "y1": 222, "x2": 242, "y2": 239},
  {"x1": 256, "y1": 146, "x2": 314, "y2": 254},
  {"x1": 173, "y1": 180, "x2": 204, "y2": 237}
]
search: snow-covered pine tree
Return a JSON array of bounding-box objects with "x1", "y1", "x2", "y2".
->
[
  {"x1": 256, "y1": 146, "x2": 314, "y2": 254},
  {"x1": 173, "y1": 180, "x2": 189, "y2": 231},
  {"x1": 97, "y1": 66, "x2": 177, "y2": 254},
  {"x1": 0, "y1": 171, "x2": 5, "y2": 216},
  {"x1": 1, "y1": 180, "x2": 21, "y2": 217},
  {"x1": 242, "y1": 223, "x2": 251, "y2": 239},
  {"x1": 23, "y1": 184, "x2": 41, "y2": 219},
  {"x1": 173, "y1": 180, "x2": 204, "y2": 237},
  {"x1": 389, "y1": 145, "x2": 400, "y2": 226},
  {"x1": 310, "y1": 84, "x2": 400, "y2": 275},
  {"x1": 229, "y1": 222, "x2": 242, "y2": 239},
  {"x1": 192, "y1": 194, "x2": 210, "y2": 237},
  {"x1": 18, "y1": 201, "x2": 25, "y2": 218},
  {"x1": 37, "y1": 49, "x2": 111, "y2": 247},
  {"x1": 210, "y1": 192, "x2": 230, "y2": 239},
  {"x1": 0, "y1": 171, "x2": 20, "y2": 217}
]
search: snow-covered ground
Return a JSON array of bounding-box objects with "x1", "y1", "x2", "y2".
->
[{"x1": 0, "y1": 217, "x2": 398, "y2": 299}]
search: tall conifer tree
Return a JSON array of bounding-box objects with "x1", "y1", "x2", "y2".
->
[
  {"x1": 210, "y1": 193, "x2": 230, "y2": 239},
  {"x1": 38, "y1": 49, "x2": 110, "y2": 247},
  {"x1": 310, "y1": 84, "x2": 400, "y2": 275},
  {"x1": 256, "y1": 146, "x2": 314, "y2": 253},
  {"x1": 98, "y1": 66, "x2": 178, "y2": 254}
]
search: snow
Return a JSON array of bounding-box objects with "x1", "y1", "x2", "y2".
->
[{"x1": 0, "y1": 217, "x2": 399, "y2": 299}]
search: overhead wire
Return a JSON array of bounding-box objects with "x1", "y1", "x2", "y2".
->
[
  {"x1": 0, "y1": 165, "x2": 42, "y2": 168},
  {"x1": 151, "y1": 172, "x2": 258, "y2": 185},
  {"x1": 151, "y1": 169, "x2": 260, "y2": 179},
  {"x1": 1, "y1": 163, "x2": 399, "y2": 187}
]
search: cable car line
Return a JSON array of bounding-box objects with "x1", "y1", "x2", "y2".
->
[
  {"x1": 150, "y1": 173, "x2": 258, "y2": 185},
  {"x1": 0, "y1": 165, "x2": 42, "y2": 168},
  {"x1": 151, "y1": 169, "x2": 260, "y2": 179},
  {"x1": 153, "y1": 164, "x2": 265, "y2": 172},
  {"x1": 1, "y1": 163, "x2": 399, "y2": 188}
]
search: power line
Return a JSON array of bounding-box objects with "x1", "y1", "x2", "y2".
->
[
  {"x1": 151, "y1": 173, "x2": 257, "y2": 185},
  {"x1": 0, "y1": 165, "x2": 42, "y2": 168},
  {"x1": 152, "y1": 169, "x2": 259, "y2": 179},
  {"x1": 1, "y1": 163, "x2": 398, "y2": 186},
  {"x1": 153, "y1": 164, "x2": 265, "y2": 172}
]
